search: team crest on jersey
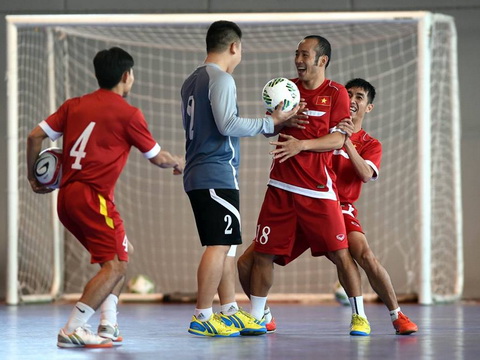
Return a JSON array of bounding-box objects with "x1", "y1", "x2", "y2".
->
[
  {"x1": 336, "y1": 234, "x2": 346, "y2": 241},
  {"x1": 314, "y1": 95, "x2": 331, "y2": 106}
]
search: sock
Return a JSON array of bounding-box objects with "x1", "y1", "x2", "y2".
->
[
  {"x1": 264, "y1": 307, "x2": 273, "y2": 323},
  {"x1": 250, "y1": 295, "x2": 267, "y2": 320},
  {"x1": 349, "y1": 296, "x2": 366, "y2": 318},
  {"x1": 390, "y1": 307, "x2": 401, "y2": 321},
  {"x1": 220, "y1": 302, "x2": 239, "y2": 316},
  {"x1": 195, "y1": 307, "x2": 213, "y2": 321},
  {"x1": 63, "y1": 302, "x2": 95, "y2": 333},
  {"x1": 100, "y1": 294, "x2": 119, "y2": 325}
]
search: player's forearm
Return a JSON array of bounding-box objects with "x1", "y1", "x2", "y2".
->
[
  {"x1": 344, "y1": 141, "x2": 374, "y2": 182},
  {"x1": 301, "y1": 132, "x2": 345, "y2": 153},
  {"x1": 149, "y1": 150, "x2": 183, "y2": 170},
  {"x1": 26, "y1": 127, "x2": 47, "y2": 180}
]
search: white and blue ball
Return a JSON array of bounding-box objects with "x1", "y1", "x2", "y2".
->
[{"x1": 262, "y1": 77, "x2": 300, "y2": 113}]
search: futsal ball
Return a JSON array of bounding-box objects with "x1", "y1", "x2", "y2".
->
[
  {"x1": 127, "y1": 274, "x2": 155, "y2": 294},
  {"x1": 333, "y1": 281, "x2": 350, "y2": 306},
  {"x1": 262, "y1": 77, "x2": 300, "y2": 113},
  {"x1": 34, "y1": 147, "x2": 62, "y2": 189}
]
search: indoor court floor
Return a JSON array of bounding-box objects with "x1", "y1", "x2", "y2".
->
[{"x1": 1, "y1": 301, "x2": 479, "y2": 359}]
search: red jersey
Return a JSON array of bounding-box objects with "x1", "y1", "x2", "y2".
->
[
  {"x1": 40, "y1": 89, "x2": 159, "y2": 200},
  {"x1": 268, "y1": 79, "x2": 350, "y2": 200},
  {"x1": 332, "y1": 129, "x2": 382, "y2": 204}
]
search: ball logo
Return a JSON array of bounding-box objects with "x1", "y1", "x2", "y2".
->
[
  {"x1": 336, "y1": 234, "x2": 346, "y2": 241},
  {"x1": 34, "y1": 148, "x2": 62, "y2": 189},
  {"x1": 35, "y1": 159, "x2": 51, "y2": 177}
]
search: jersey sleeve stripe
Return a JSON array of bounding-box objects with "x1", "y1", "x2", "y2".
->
[
  {"x1": 365, "y1": 160, "x2": 380, "y2": 181},
  {"x1": 39, "y1": 120, "x2": 62, "y2": 141},
  {"x1": 142, "y1": 143, "x2": 161, "y2": 159}
]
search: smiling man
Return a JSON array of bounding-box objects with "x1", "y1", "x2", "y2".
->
[
  {"x1": 332, "y1": 78, "x2": 418, "y2": 335},
  {"x1": 238, "y1": 36, "x2": 371, "y2": 336}
]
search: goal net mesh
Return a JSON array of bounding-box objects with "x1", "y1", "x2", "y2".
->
[{"x1": 13, "y1": 15, "x2": 461, "y2": 301}]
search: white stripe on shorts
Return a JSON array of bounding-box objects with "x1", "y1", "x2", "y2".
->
[{"x1": 208, "y1": 189, "x2": 241, "y2": 228}]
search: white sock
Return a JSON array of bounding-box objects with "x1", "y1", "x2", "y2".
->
[
  {"x1": 390, "y1": 307, "x2": 401, "y2": 321},
  {"x1": 264, "y1": 307, "x2": 273, "y2": 323},
  {"x1": 195, "y1": 307, "x2": 213, "y2": 321},
  {"x1": 220, "y1": 302, "x2": 239, "y2": 315},
  {"x1": 64, "y1": 302, "x2": 95, "y2": 333},
  {"x1": 100, "y1": 294, "x2": 119, "y2": 325},
  {"x1": 349, "y1": 296, "x2": 366, "y2": 318},
  {"x1": 250, "y1": 295, "x2": 267, "y2": 320}
]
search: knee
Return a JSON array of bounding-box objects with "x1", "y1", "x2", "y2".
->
[
  {"x1": 356, "y1": 249, "x2": 378, "y2": 270},
  {"x1": 104, "y1": 258, "x2": 128, "y2": 278},
  {"x1": 329, "y1": 249, "x2": 351, "y2": 267},
  {"x1": 253, "y1": 252, "x2": 275, "y2": 268},
  {"x1": 237, "y1": 253, "x2": 250, "y2": 274}
]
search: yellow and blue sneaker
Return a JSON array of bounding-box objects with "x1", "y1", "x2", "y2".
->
[
  {"x1": 350, "y1": 314, "x2": 371, "y2": 336},
  {"x1": 220, "y1": 309, "x2": 267, "y2": 336},
  {"x1": 188, "y1": 314, "x2": 240, "y2": 337}
]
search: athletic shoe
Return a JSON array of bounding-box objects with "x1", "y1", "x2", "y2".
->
[
  {"x1": 220, "y1": 309, "x2": 267, "y2": 336},
  {"x1": 98, "y1": 320, "x2": 123, "y2": 342},
  {"x1": 57, "y1": 325, "x2": 113, "y2": 348},
  {"x1": 265, "y1": 317, "x2": 277, "y2": 333},
  {"x1": 188, "y1": 314, "x2": 240, "y2": 337},
  {"x1": 393, "y1": 312, "x2": 418, "y2": 335},
  {"x1": 350, "y1": 314, "x2": 371, "y2": 336}
]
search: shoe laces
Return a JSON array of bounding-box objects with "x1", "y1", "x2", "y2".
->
[
  {"x1": 75, "y1": 324, "x2": 97, "y2": 338},
  {"x1": 212, "y1": 314, "x2": 231, "y2": 329},
  {"x1": 80, "y1": 324, "x2": 94, "y2": 333},
  {"x1": 237, "y1": 309, "x2": 263, "y2": 322},
  {"x1": 353, "y1": 314, "x2": 369, "y2": 326}
]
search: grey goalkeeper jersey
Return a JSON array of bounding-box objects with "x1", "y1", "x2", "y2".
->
[{"x1": 181, "y1": 63, "x2": 274, "y2": 192}]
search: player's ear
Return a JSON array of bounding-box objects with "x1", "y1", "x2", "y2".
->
[
  {"x1": 366, "y1": 103, "x2": 374, "y2": 113},
  {"x1": 230, "y1": 41, "x2": 240, "y2": 55},
  {"x1": 121, "y1": 70, "x2": 130, "y2": 84},
  {"x1": 318, "y1": 55, "x2": 328, "y2": 67}
]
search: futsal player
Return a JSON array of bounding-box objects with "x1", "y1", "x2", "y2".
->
[
  {"x1": 27, "y1": 47, "x2": 184, "y2": 348},
  {"x1": 332, "y1": 78, "x2": 418, "y2": 335},
  {"x1": 238, "y1": 35, "x2": 371, "y2": 336},
  {"x1": 180, "y1": 20, "x2": 300, "y2": 337}
]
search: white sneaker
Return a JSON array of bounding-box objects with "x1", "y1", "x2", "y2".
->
[
  {"x1": 57, "y1": 324, "x2": 113, "y2": 348},
  {"x1": 98, "y1": 320, "x2": 123, "y2": 342}
]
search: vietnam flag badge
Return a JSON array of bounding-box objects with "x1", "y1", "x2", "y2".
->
[{"x1": 314, "y1": 95, "x2": 331, "y2": 106}]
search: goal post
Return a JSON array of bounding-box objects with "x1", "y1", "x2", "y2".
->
[{"x1": 6, "y1": 12, "x2": 462, "y2": 305}]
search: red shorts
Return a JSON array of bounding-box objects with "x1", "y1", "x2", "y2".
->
[
  {"x1": 341, "y1": 203, "x2": 365, "y2": 234},
  {"x1": 57, "y1": 181, "x2": 129, "y2": 264},
  {"x1": 253, "y1": 186, "x2": 348, "y2": 266}
]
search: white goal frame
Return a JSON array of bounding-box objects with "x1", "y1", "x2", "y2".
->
[{"x1": 6, "y1": 11, "x2": 462, "y2": 306}]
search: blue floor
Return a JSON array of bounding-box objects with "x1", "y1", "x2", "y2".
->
[{"x1": 1, "y1": 302, "x2": 479, "y2": 359}]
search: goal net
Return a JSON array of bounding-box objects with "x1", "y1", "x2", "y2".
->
[{"x1": 6, "y1": 12, "x2": 462, "y2": 305}]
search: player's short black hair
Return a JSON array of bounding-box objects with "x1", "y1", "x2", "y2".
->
[
  {"x1": 345, "y1": 78, "x2": 376, "y2": 104},
  {"x1": 303, "y1": 35, "x2": 331, "y2": 68},
  {"x1": 93, "y1": 47, "x2": 134, "y2": 89},
  {"x1": 206, "y1": 20, "x2": 242, "y2": 53}
]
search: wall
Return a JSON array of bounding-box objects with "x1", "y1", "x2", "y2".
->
[{"x1": 1, "y1": 0, "x2": 479, "y2": 300}]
